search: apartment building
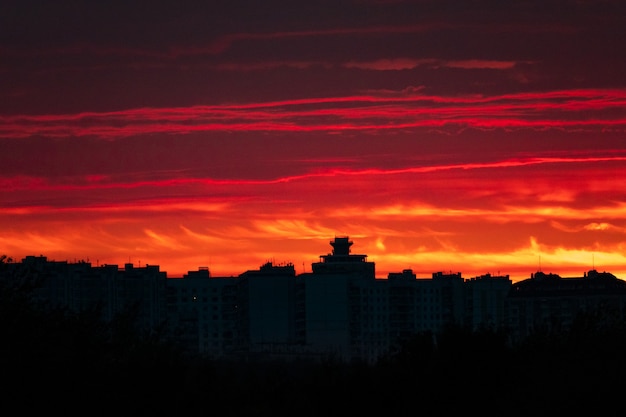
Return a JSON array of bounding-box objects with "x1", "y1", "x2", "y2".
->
[{"x1": 0, "y1": 255, "x2": 167, "y2": 334}]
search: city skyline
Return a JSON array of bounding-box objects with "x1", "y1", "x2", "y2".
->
[
  {"x1": 2, "y1": 1, "x2": 626, "y2": 282},
  {"x1": 3, "y1": 234, "x2": 619, "y2": 284}
]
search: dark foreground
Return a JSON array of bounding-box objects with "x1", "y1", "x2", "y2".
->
[{"x1": 2, "y1": 282, "x2": 625, "y2": 416}]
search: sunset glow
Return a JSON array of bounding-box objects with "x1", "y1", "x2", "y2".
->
[{"x1": 2, "y1": 1, "x2": 625, "y2": 281}]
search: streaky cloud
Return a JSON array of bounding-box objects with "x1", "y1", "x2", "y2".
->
[
  {"x1": 3, "y1": 154, "x2": 625, "y2": 195},
  {"x1": 442, "y1": 59, "x2": 518, "y2": 69},
  {"x1": 2, "y1": 88, "x2": 626, "y2": 139},
  {"x1": 31, "y1": 154, "x2": 626, "y2": 184}
]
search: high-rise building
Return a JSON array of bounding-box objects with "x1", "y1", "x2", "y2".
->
[
  {"x1": 0, "y1": 256, "x2": 167, "y2": 334},
  {"x1": 507, "y1": 269, "x2": 626, "y2": 343}
]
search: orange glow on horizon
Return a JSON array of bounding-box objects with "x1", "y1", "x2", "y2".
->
[{"x1": 2, "y1": 150, "x2": 625, "y2": 283}]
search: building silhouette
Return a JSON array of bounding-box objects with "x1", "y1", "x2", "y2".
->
[
  {"x1": 0, "y1": 255, "x2": 166, "y2": 334},
  {"x1": 507, "y1": 269, "x2": 626, "y2": 343},
  {"x1": 165, "y1": 267, "x2": 238, "y2": 358},
  {"x1": 2, "y1": 236, "x2": 625, "y2": 364}
]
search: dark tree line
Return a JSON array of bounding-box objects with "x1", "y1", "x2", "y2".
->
[{"x1": 2, "y1": 255, "x2": 625, "y2": 416}]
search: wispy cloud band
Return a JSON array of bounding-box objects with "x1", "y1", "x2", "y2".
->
[{"x1": 2, "y1": 88, "x2": 625, "y2": 139}]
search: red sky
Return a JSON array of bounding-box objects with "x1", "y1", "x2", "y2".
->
[{"x1": 2, "y1": 0, "x2": 626, "y2": 281}]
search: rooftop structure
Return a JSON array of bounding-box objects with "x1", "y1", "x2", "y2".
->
[{"x1": 311, "y1": 236, "x2": 374, "y2": 277}]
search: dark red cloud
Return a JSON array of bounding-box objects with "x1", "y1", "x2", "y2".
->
[{"x1": 2, "y1": 88, "x2": 625, "y2": 139}]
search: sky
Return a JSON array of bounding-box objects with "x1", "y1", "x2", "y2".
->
[{"x1": 1, "y1": 0, "x2": 626, "y2": 282}]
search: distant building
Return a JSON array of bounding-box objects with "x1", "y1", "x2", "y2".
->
[
  {"x1": 300, "y1": 236, "x2": 379, "y2": 362},
  {"x1": 165, "y1": 267, "x2": 238, "y2": 359},
  {"x1": 0, "y1": 256, "x2": 167, "y2": 334},
  {"x1": 384, "y1": 270, "x2": 460, "y2": 355},
  {"x1": 507, "y1": 269, "x2": 626, "y2": 342},
  {"x1": 465, "y1": 273, "x2": 512, "y2": 331},
  {"x1": 237, "y1": 262, "x2": 300, "y2": 359}
]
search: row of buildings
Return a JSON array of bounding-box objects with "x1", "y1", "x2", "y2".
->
[{"x1": 2, "y1": 236, "x2": 626, "y2": 363}]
